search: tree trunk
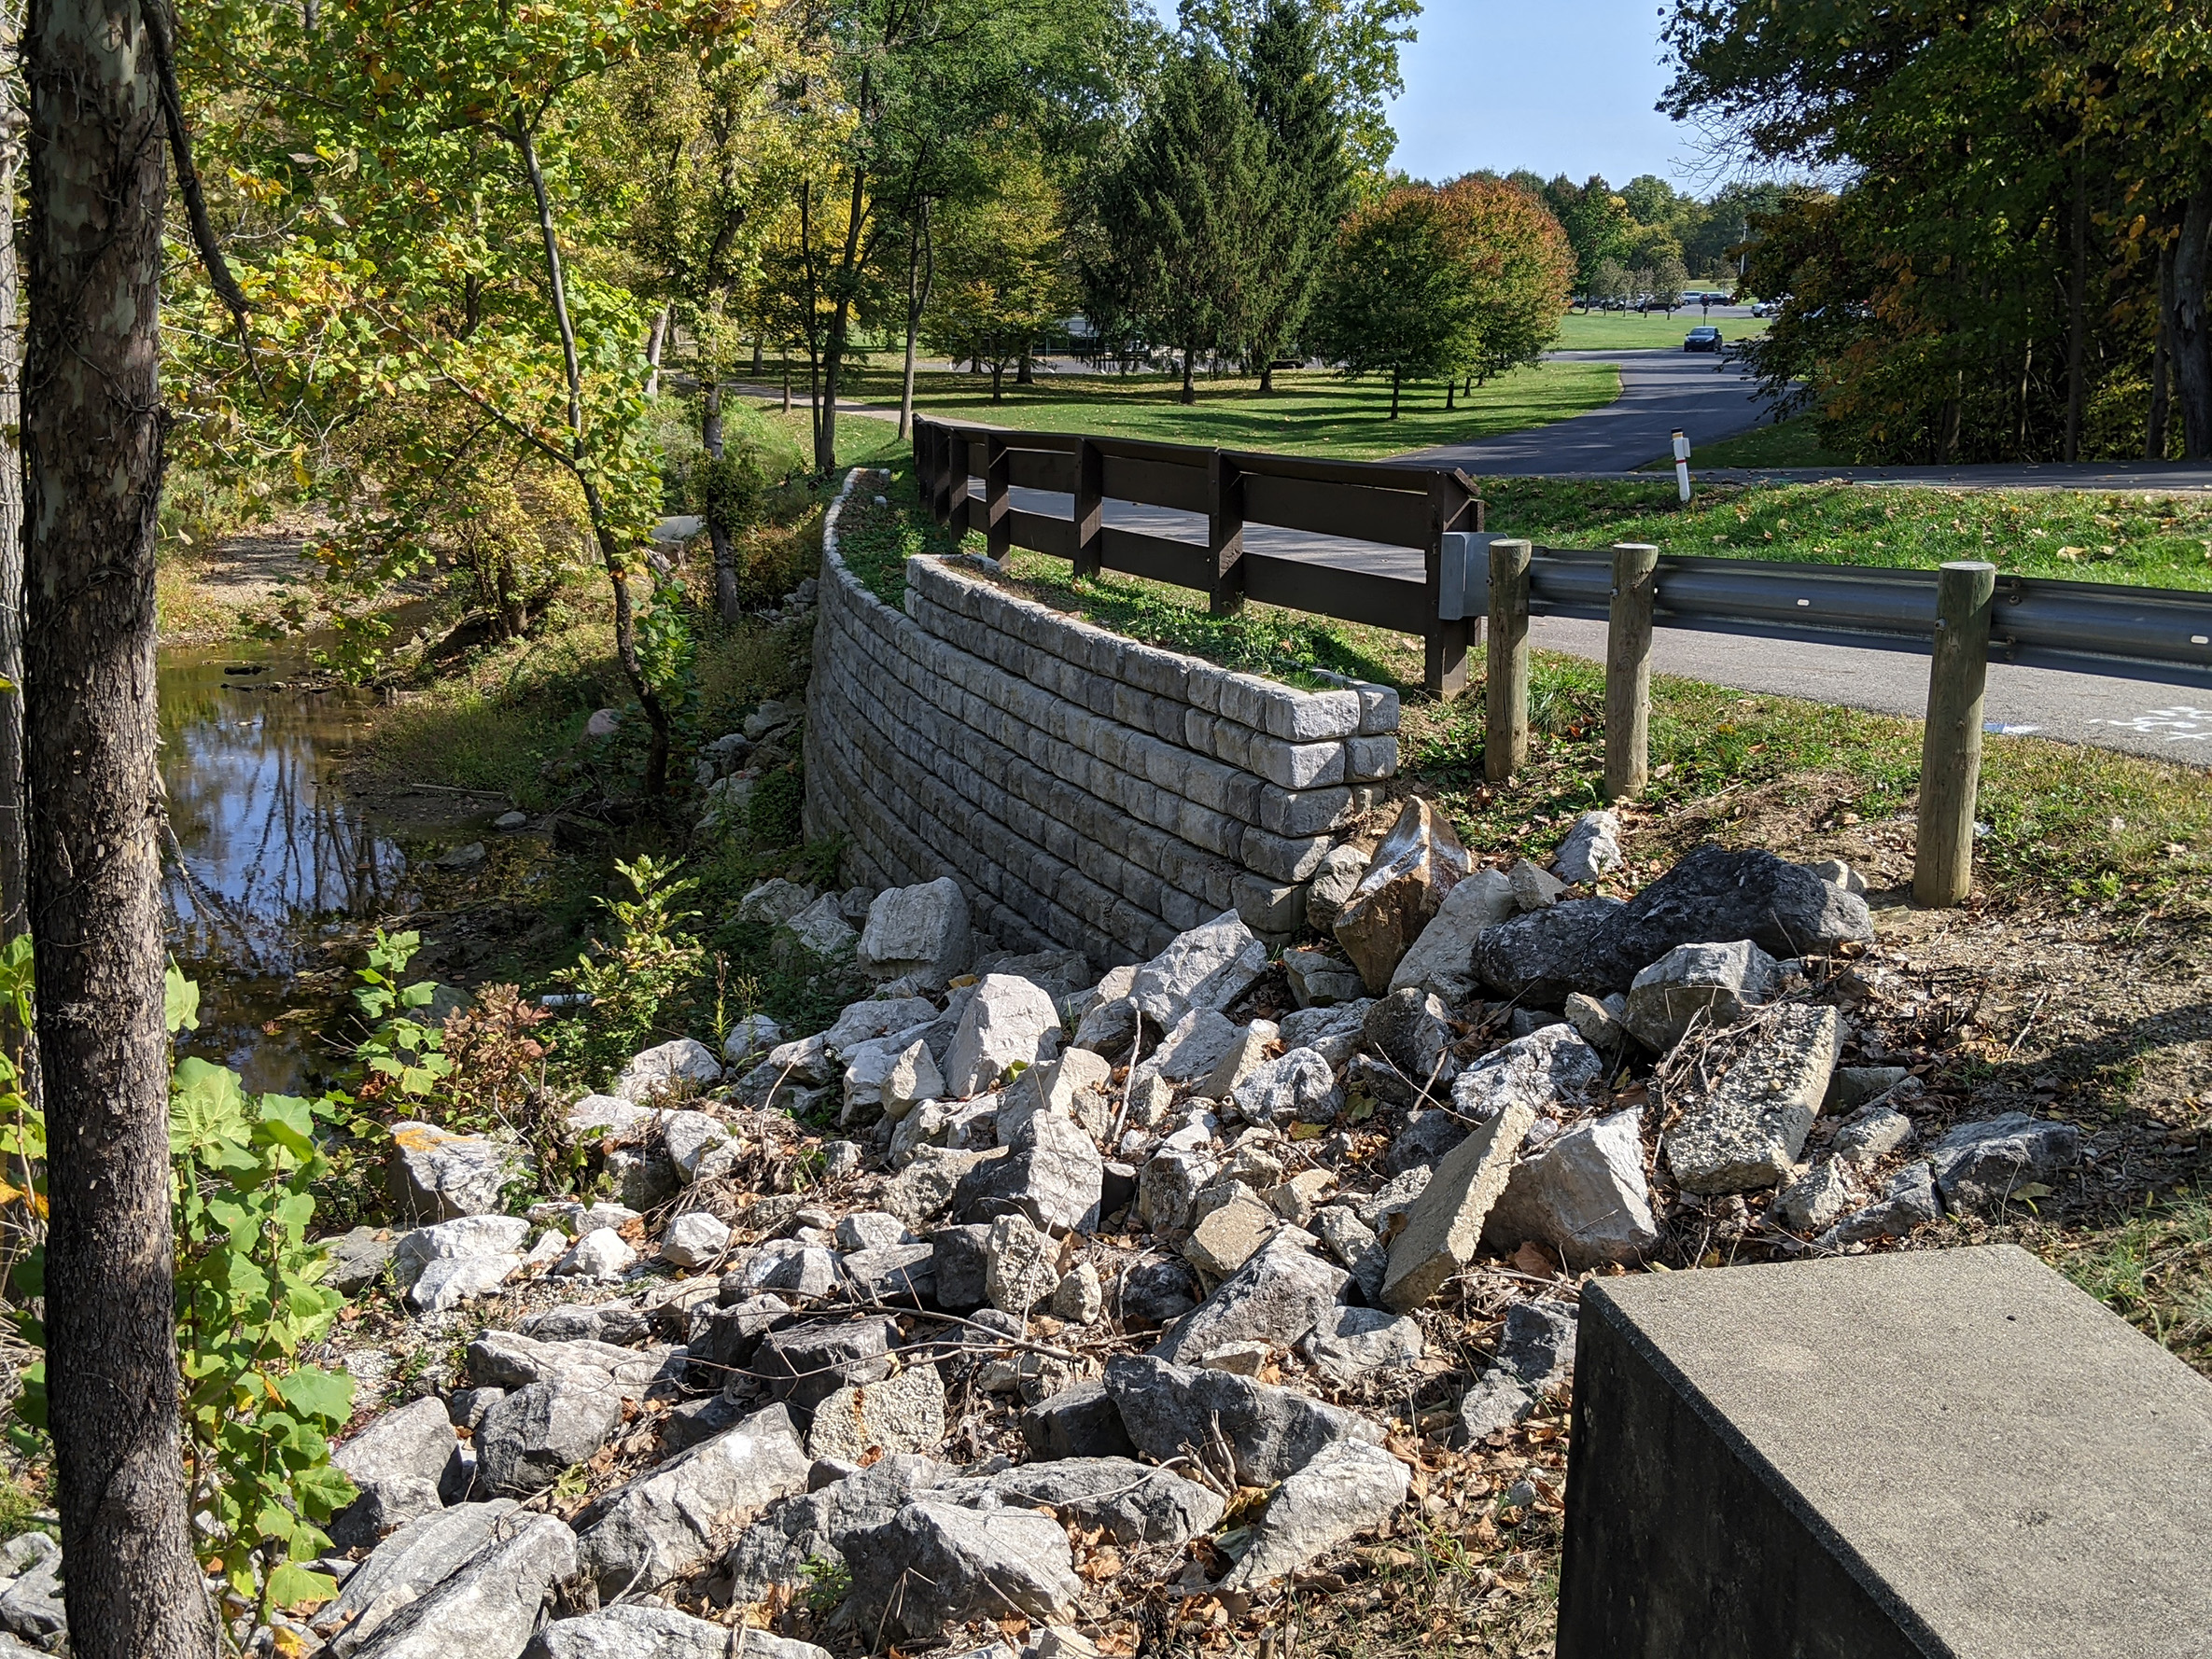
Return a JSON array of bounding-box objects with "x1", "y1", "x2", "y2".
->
[
  {"x1": 781, "y1": 347, "x2": 791, "y2": 413},
  {"x1": 1259, "y1": 359, "x2": 1274, "y2": 394},
  {"x1": 644, "y1": 303, "x2": 668, "y2": 397},
  {"x1": 704, "y1": 380, "x2": 739, "y2": 624},
  {"x1": 24, "y1": 0, "x2": 216, "y2": 1652},
  {"x1": 0, "y1": 14, "x2": 32, "y2": 959},
  {"x1": 2149, "y1": 245, "x2": 2174, "y2": 462},
  {"x1": 2174, "y1": 191, "x2": 2212, "y2": 461},
  {"x1": 2064, "y1": 153, "x2": 2087, "y2": 463},
  {"x1": 1446, "y1": 378, "x2": 1455, "y2": 411},
  {"x1": 752, "y1": 332, "x2": 763, "y2": 375},
  {"x1": 990, "y1": 360, "x2": 1003, "y2": 402},
  {"x1": 899, "y1": 203, "x2": 925, "y2": 441},
  {"x1": 1180, "y1": 347, "x2": 1196, "y2": 405},
  {"x1": 1015, "y1": 350, "x2": 1033, "y2": 385},
  {"x1": 1389, "y1": 371, "x2": 1401, "y2": 419}
]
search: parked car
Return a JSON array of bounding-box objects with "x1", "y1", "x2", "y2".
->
[{"x1": 1684, "y1": 326, "x2": 1725, "y2": 354}]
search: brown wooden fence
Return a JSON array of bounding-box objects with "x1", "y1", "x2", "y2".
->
[{"x1": 912, "y1": 415, "x2": 1487, "y2": 696}]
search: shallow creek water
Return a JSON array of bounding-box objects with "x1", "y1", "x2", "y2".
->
[{"x1": 158, "y1": 641, "x2": 417, "y2": 1095}]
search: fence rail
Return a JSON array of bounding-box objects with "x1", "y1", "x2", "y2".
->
[{"x1": 911, "y1": 415, "x2": 2212, "y2": 906}]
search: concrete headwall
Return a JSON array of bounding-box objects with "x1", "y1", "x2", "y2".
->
[{"x1": 804, "y1": 471, "x2": 1401, "y2": 969}]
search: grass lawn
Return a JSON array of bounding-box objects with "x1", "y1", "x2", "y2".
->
[
  {"x1": 1477, "y1": 476, "x2": 2212, "y2": 591},
  {"x1": 1658, "y1": 412, "x2": 1853, "y2": 471},
  {"x1": 1553, "y1": 309, "x2": 1769, "y2": 351},
  {"x1": 883, "y1": 363, "x2": 1621, "y2": 461}
]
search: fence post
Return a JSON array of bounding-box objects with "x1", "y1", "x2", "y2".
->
[
  {"x1": 916, "y1": 421, "x2": 940, "y2": 523},
  {"x1": 1914, "y1": 560, "x2": 1996, "y2": 907},
  {"x1": 945, "y1": 430, "x2": 972, "y2": 540},
  {"x1": 1209, "y1": 452, "x2": 1246, "y2": 615},
  {"x1": 1424, "y1": 474, "x2": 1480, "y2": 699},
  {"x1": 985, "y1": 434, "x2": 1012, "y2": 560},
  {"x1": 1604, "y1": 542, "x2": 1659, "y2": 801},
  {"x1": 1486, "y1": 538, "x2": 1533, "y2": 781},
  {"x1": 1073, "y1": 438, "x2": 1104, "y2": 581}
]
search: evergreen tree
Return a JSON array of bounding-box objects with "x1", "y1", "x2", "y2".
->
[
  {"x1": 1242, "y1": 0, "x2": 1352, "y2": 391},
  {"x1": 1085, "y1": 46, "x2": 1272, "y2": 403}
]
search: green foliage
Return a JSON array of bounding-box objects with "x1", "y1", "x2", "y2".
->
[
  {"x1": 1178, "y1": 0, "x2": 1419, "y2": 184},
  {"x1": 547, "y1": 855, "x2": 707, "y2": 1085},
  {"x1": 352, "y1": 930, "x2": 455, "y2": 1107},
  {"x1": 697, "y1": 441, "x2": 770, "y2": 538},
  {"x1": 1313, "y1": 187, "x2": 1478, "y2": 414},
  {"x1": 637, "y1": 572, "x2": 701, "y2": 724},
  {"x1": 747, "y1": 762, "x2": 806, "y2": 847},
  {"x1": 8, "y1": 957, "x2": 356, "y2": 1615}
]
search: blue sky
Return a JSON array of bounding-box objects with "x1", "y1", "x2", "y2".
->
[{"x1": 1140, "y1": 0, "x2": 1715, "y2": 195}]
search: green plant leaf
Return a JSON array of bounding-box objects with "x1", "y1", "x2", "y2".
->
[
  {"x1": 276, "y1": 1366, "x2": 355, "y2": 1429},
  {"x1": 165, "y1": 965, "x2": 202, "y2": 1034}
]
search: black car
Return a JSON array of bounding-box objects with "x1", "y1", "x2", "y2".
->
[{"x1": 1684, "y1": 326, "x2": 1724, "y2": 353}]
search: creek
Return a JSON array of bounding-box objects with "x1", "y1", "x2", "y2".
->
[{"x1": 158, "y1": 641, "x2": 418, "y2": 1096}]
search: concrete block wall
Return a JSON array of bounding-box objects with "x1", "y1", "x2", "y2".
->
[{"x1": 803, "y1": 473, "x2": 1401, "y2": 969}]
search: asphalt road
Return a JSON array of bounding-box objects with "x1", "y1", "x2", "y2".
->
[{"x1": 1410, "y1": 348, "x2": 1770, "y2": 473}]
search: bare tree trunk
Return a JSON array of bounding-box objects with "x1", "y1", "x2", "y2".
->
[
  {"x1": 2175, "y1": 191, "x2": 2212, "y2": 462},
  {"x1": 704, "y1": 380, "x2": 739, "y2": 623},
  {"x1": 0, "y1": 1, "x2": 31, "y2": 949},
  {"x1": 643, "y1": 303, "x2": 669, "y2": 397},
  {"x1": 2149, "y1": 244, "x2": 2173, "y2": 462},
  {"x1": 898, "y1": 200, "x2": 931, "y2": 442},
  {"x1": 2064, "y1": 153, "x2": 2087, "y2": 462},
  {"x1": 23, "y1": 0, "x2": 215, "y2": 1652}
]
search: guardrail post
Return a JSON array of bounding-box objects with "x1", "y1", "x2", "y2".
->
[
  {"x1": 1486, "y1": 538, "x2": 1532, "y2": 781},
  {"x1": 1425, "y1": 475, "x2": 1480, "y2": 699},
  {"x1": 985, "y1": 434, "x2": 1012, "y2": 560},
  {"x1": 1209, "y1": 452, "x2": 1245, "y2": 615},
  {"x1": 1914, "y1": 560, "x2": 1996, "y2": 908},
  {"x1": 945, "y1": 431, "x2": 972, "y2": 539},
  {"x1": 1604, "y1": 542, "x2": 1659, "y2": 801},
  {"x1": 1073, "y1": 438, "x2": 1104, "y2": 581}
]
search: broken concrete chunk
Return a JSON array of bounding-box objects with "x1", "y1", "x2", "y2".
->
[
  {"x1": 856, "y1": 877, "x2": 973, "y2": 988},
  {"x1": 1817, "y1": 1161, "x2": 1941, "y2": 1248},
  {"x1": 806, "y1": 1364, "x2": 945, "y2": 1463},
  {"x1": 1218, "y1": 1440, "x2": 1409, "y2": 1592},
  {"x1": 1666, "y1": 1005, "x2": 1842, "y2": 1194},
  {"x1": 1551, "y1": 809, "x2": 1624, "y2": 885},
  {"x1": 1380, "y1": 1103, "x2": 1537, "y2": 1312},
  {"x1": 1481, "y1": 1108, "x2": 1658, "y2": 1269},
  {"x1": 1130, "y1": 913, "x2": 1268, "y2": 1026},
  {"x1": 1333, "y1": 799, "x2": 1473, "y2": 993},
  {"x1": 1772, "y1": 1158, "x2": 1859, "y2": 1234},
  {"x1": 1103, "y1": 1355, "x2": 1384, "y2": 1486},
  {"x1": 1928, "y1": 1113, "x2": 2079, "y2": 1213},
  {"x1": 1832, "y1": 1103, "x2": 1915, "y2": 1169},
  {"x1": 1308, "y1": 1305, "x2": 1425, "y2": 1385},
  {"x1": 1621, "y1": 939, "x2": 1779, "y2": 1053},
  {"x1": 1183, "y1": 1192, "x2": 1281, "y2": 1282}
]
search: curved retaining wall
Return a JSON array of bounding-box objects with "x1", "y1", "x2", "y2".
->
[{"x1": 804, "y1": 470, "x2": 1401, "y2": 969}]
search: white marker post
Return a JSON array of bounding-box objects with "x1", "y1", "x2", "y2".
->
[{"x1": 1673, "y1": 429, "x2": 1692, "y2": 504}]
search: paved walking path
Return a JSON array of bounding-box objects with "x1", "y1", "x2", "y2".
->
[{"x1": 1409, "y1": 349, "x2": 1770, "y2": 474}]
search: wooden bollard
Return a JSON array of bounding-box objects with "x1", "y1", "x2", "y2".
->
[
  {"x1": 1913, "y1": 560, "x2": 1996, "y2": 907},
  {"x1": 1486, "y1": 538, "x2": 1532, "y2": 781},
  {"x1": 1604, "y1": 543, "x2": 1659, "y2": 801}
]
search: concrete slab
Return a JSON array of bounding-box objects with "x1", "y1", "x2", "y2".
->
[{"x1": 1557, "y1": 1245, "x2": 2212, "y2": 1659}]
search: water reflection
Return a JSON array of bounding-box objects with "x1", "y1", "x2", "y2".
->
[{"x1": 158, "y1": 644, "x2": 416, "y2": 1094}]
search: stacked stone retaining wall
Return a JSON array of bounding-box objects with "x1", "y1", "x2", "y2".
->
[{"x1": 804, "y1": 471, "x2": 1402, "y2": 969}]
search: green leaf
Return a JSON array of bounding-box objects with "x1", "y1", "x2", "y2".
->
[
  {"x1": 276, "y1": 1366, "x2": 355, "y2": 1429},
  {"x1": 165, "y1": 965, "x2": 202, "y2": 1034},
  {"x1": 266, "y1": 1561, "x2": 340, "y2": 1611}
]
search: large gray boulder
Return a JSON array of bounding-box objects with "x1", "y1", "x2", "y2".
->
[
  {"x1": 1153, "y1": 1235, "x2": 1349, "y2": 1366},
  {"x1": 389, "y1": 1122, "x2": 525, "y2": 1223},
  {"x1": 943, "y1": 973, "x2": 1063, "y2": 1098},
  {"x1": 1666, "y1": 1006, "x2": 1842, "y2": 1194},
  {"x1": 1104, "y1": 1355, "x2": 1384, "y2": 1486},
  {"x1": 723, "y1": 1456, "x2": 957, "y2": 1605},
  {"x1": 1452, "y1": 1025, "x2": 1604, "y2": 1130},
  {"x1": 1581, "y1": 845, "x2": 1874, "y2": 991},
  {"x1": 0, "y1": 1534, "x2": 63, "y2": 1648},
  {"x1": 611, "y1": 1038, "x2": 723, "y2": 1103},
  {"x1": 330, "y1": 1395, "x2": 459, "y2": 1547},
  {"x1": 1217, "y1": 1440, "x2": 1408, "y2": 1591},
  {"x1": 574, "y1": 1404, "x2": 810, "y2": 1596},
  {"x1": 314, "y1": 1501, "x2": 523, "y2": 1656},
  {"x1": 953, "y1": 1111, "x2": 1101, "y2": 1234},
  {"x1": 981, "y1": 1457, "x2": 1225, "y2": 1547},
  {"x1": 1473, "y1": 898, "x2": 1626, "y2": 1005},
  {"x1": 1927, "y1": 1113, "x2": 2080, "y2": 1213},
  {"x1": 1230, "y1": 1047, "x2": 1343, "y2": 1127},
  {"x1": 525, "y1": 1605, "x2": 757, "y2": 1659},
  {"x1": 1387, "y1": 868, "x2": 1516, "y2": 1005},
  {"x1": 856, "y1": 878, "x2": 973, "y2": 988},
  {"x1": 846, "y1": 1498, "x2": 1082, "y2": 1638},
  {"x1": 1129, "y1": 913, "x2": 1267, "y2": 1026},
  {"x1": 754, "y1": 1317, "x2": 899, "y2": 1414},
  {"x1": 476, "y1": 1379, "x2": 624, "y2": 1497},
  {"x1": 345, "y1": 1513, "x2": 577, "y2": 1659},
  {"x1": 1481, "y1": 1108, "x2": 1659, "y2": 1269}
]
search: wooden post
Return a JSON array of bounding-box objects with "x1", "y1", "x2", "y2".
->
[
  {"x1": 945, "y1": 430, "x2": 972, "y2": 539},
  {"x1": 1424, "y1": 474, "x2": 1480, "y2": 699},
  {"x1": 917, "y1": 422, "x2": 940, "y2": 523},
  {"x1": 1073, "y1": 438, "x2": 1104, "y2": 581},
  {"x1": 1486, "y1": 538, "x2": 1532, "y2": 781},
  {"x1": 1604, "y1": 542, "x2": 1659, "y2": 801},
  {"x1": 985, "y1": 433, "x2": 1012, "y2": 560},
  {"x1": 1208, "y1": 452, "x2": 1245, "y2": 615},
  {"x1": 1913, "y1": 560, "x2": 1996, "y2": 908}
]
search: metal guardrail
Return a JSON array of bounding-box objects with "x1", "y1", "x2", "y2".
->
[{"x1": 1442, "y1": 533, "x2": 2212, "y2": 685}]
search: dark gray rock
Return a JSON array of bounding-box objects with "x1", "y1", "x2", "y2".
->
[
  {"x1": 0, "y1": 1534, "x2": 63, "y2": 1647},
  {"x1": 1382, "y1": 1107, "x2": 1467, "y2": 1177},
  {"x1": 520, "y1": 1299, "x2": 652, "y2": 1346},
  {"x1": 321, "y1": 1225, "x2": 398, "y2": 1294},
  {"x1": 931, "y1": 1223, "x2": 992, "y2": 1312},
  {"x1": 751, "y1": 1317, "x2": 899, "y2": 1414},
  {"x1": 1580, "y1": 846, "x2": 1875, "y2": 992},
  {"x1": 841, "y1": 1243, "x2": 936, "y2": 1304},
  {"x1": 1116, "y1": 1256, "x2": 1199, "y2": 1326},
  {"x1": 722, "y1": 1455, "x2": 956, "y2": 1604},
  {"x1": 687, "y1": 1294, "x2": 794, "y2": 1391},
  {"x1": 1474, "y1": 898, "x2": 1625, "y2": 1004},
  {"x1": 1452, "y1": 1372, "x2": 1535, "y2": 1444},
  {"x1": 845, "y1": 1498, "x2": 1081, "y2": 1638},
  {"x1": 1362, "y1": 988, "x2": 1454, "y2": 1083},
  {"x1": 1020, "y1": 1380, "x2": 1137, "y2": 1460},
  {"x1": 1928, "y1": 1114, "x2": 2080, "y2": 1214},
  {"x1": 1152, "y1": 1236, "x2": 1349, "y2": 1365},
  {"x1": 1103, "y1": 1354, "x2": 1385, "y2": 1485},
  {"x1": 1495, "y1": 1298, "x2": 1579, "y2": 1393},
  {"x1": 985, "y1": 1457, "x2": 1226, "y2": 1547},
  {"x1": 661, "y1": 1394, "x2": 749, "y2": 1455},
  {"x1": 476, "y1": 1379, "x2": 623, "y2": 1497}
]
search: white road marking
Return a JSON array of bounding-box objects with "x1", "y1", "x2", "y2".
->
[
  {"x1": 2089, "y1": 706, "x2": 2212, "y2": 742},
  {"x1": 1984, "y1": 722, "x2": 2042, "y2": 735}
]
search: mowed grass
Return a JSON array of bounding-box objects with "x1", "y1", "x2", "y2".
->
[
  {"x1": 1661, "y1": 412, "x2": 1852, "y2": 471},
  {"x1": 1477, "y1": 477, "x2": 2212, "y2": 591},
  {"x1": 887, "y1": 363, "x2": 1621, "y2": 461},
  {"x1": 1553, "y1": 308, "x2": 1769, "y2": 351}
]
